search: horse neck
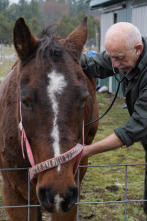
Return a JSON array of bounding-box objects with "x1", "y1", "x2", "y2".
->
[{"x1": 1, "y1": 64, "x2": 28, "y2": 165}]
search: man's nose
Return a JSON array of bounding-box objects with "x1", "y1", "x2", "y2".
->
[{"x1": 111, "y1": 58, "x2": 121, "y2": 68}]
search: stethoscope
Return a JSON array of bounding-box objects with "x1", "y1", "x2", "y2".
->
[
  {"x1": 84, "y1": 50, "x2": 141, "y2": 127},
  {"x1": 84, "y1": 62, "x2": 126, "y2": 127}
]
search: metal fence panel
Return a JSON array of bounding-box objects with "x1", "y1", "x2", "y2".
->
[{"x1": 0, "y1": 163, "x2": 146, "y2": 220}]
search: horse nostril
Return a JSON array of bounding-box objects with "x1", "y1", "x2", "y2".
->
[
  {"x1": 38, "y1": 185, "x2": 78, "y2": 213},
  {"x1": 61, "y1": 186, "x2": 78, "y2": 212},
  {"x1": 38, "y1": 186, "x2": 55, "y2": 212}
]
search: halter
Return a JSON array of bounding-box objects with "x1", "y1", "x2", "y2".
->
[{"x1": 19, "y1": 102, "x2": 84, "y2": 184}]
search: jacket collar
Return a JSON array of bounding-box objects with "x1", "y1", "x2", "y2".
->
[
  {"x1": 138, "y1": 37, "x2": 147, "y2": 72},
  {"x1": 125, "y1": 37, "x2": 146, "y2": 81}
]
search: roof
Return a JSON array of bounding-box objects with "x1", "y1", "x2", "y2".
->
[
  {"x1": 132, "y1": 0, "x2": 147, "y2": 8},
  {"x1": 90, "y1": 0, "x2": 124, "y2": 9}
]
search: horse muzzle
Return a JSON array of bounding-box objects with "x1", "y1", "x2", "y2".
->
[{"x1": 38, "y1": 185, "x2": 78, "y2": 213}]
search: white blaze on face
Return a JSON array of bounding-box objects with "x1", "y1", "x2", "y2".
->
[{"x1": 47, "y1": 70, "x2": 67, "y2": 172}]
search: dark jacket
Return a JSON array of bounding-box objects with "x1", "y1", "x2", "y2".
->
[{"x1": 81, "y1": 37, "x2": 147, "y2": 150}]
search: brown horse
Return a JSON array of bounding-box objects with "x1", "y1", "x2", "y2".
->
[{"x1": 0, "y1": 17, "x2": 98, "y2": 221}]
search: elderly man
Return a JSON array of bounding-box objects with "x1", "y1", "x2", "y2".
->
[{"x1": 81, "y1": 22, "x2": 147, "y2": 215}]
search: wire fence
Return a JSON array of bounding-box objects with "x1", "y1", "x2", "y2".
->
[
  {"x1": 0, "y1": 43, "x2": 15, "y2": 61},
  {"x1": 0, "y1": 44, "x2": 6, "y2": 61},
  {"x1": 0, "y1": 163, "x2": 146, "y2": 221},
  {"x1": 77, "y1": 163, "x2": 147, "y2": 221}
]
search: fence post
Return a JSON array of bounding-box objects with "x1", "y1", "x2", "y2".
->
[
  {"x1": 28, "y1": 171, "x2": 30, "y2": 221},
  {"x1": 76, "y1": 168, "x2": 80, "y2": 221},
  {"x1": 124, "y1": 165, "x2": 128, "y2": 221}
]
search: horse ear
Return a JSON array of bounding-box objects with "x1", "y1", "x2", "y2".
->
[
  {"x1": 63, "y1": 16, "x2": 88, "y2": 60},
  {"x1": 13, "y1": 17, "x2": 38, "y2": 61}
]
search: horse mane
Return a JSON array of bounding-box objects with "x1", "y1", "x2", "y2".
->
[{"x1": 37, "y1": 26, "x2": 64, "y2": 63}]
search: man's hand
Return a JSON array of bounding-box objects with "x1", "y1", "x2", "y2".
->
[
  {"x1": 81, "y1": 133, "x2": 124, "y2": 160},
  {"x1": 81, "y1": 145, "x2": 91, "y2": 159}
]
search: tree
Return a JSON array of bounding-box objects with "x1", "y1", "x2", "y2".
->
[
  {"x1": 0, "y1": 13, "x2": 12, "y2": 44},
  {"x1": 42, "y1": 0, "x2": 69, "y2": 26},
  {"x1": 55, "y1": 14, "x2": 74, "y2": 38},
  {"x1": 0, "y1": 0, "x2": 9, "y2": 13},
  {"x1": 55, "y1": 12, "x2": 99, "y2": 46},
  {"x1": 88, "y1": 15, "x2": 99, "y2": 40},
  {"x1": 0, "y1": 0, "x2": 99, "y2": 48},
  {"x1": 86, "y1": 15, "x2": 100, "y2": 49},
  {"x1": 29, "y1": 0, "x2": 44, "y2": 26},
  {"x1": 28, "y1": 17, "x2": 41, "y2": 35},
  {"x1": 0, "y1": 0, "x2": 44, "y2": 45},
  {"x1": 66, "y1": 0, "x2": 89, "y2": 17},
  {"x1": 6, "y1": 4, "x2": 21, "y2": 22}
]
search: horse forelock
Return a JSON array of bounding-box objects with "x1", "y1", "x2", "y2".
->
[
  {"x1": 18, "y1": 35, "x2": 64, "y2": 68},
  {"x1": 37, "y1": 35, "x2": 64, "y2": 63}
]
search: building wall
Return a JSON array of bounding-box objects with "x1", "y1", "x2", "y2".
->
[
  {"x1": 132, "y1": 5, "x2": 147, "y2": 37},
  {"x1": 100, "y1": 13, "x2": 113, "y2": 51},
  {"x1": 95, "y1": 1, "x2": 147, "y2": 96},
  {"x1": 100, "y1": 1, "x2": 133, "y2": 49},
  {"x1": 98, "y1": 0, "x2": 138, "y2": 96}
]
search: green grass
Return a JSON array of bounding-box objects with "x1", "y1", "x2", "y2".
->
[{"x1": 0, "y1": 45, "x2": 17, "y2": 78}]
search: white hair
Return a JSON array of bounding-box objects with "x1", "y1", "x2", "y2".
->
[
  {"x1": 126, "y1": 25, "x2": 142, "y2": 47},
  {"x1": 105, "y1": 22, "x2": 142, "y2": 49}
]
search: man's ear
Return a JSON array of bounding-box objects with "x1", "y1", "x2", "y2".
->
[{"x1": 135, "y1": 43, "x2": 143, "y2": 56}]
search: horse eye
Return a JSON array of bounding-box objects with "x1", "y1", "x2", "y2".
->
[
  {"x1": 79, "y1": 93, "x2": 89, "y2": 108},
  {"x1": 21, "y1": 99, "x2": 32, "y2": 110},
  {"x1": 21, "y1": 96, "x2": 32, "y2": 110}
]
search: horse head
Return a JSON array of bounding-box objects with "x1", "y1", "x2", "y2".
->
[{"x1": 12, "y1": 17, "x2": 95, "y2": 214}]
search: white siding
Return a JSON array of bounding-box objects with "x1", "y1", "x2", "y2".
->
[
  {"x1": 132, "y1": 5, "x2": 147, "y2": 37},
  {"x1": 100, "y1": 12, "x2": 113, "y2": 51}
]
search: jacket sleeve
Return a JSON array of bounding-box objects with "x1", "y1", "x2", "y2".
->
[
  {"x1": 114, "y1": 86, "x2": 147, "y2": 147},
  {"x1": 81, "y1": 51, "x2": 115, "y2": 78}
]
